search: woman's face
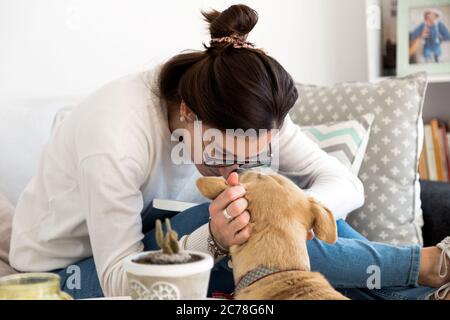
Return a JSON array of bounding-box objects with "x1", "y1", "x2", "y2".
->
[{"x1": 183, "y1": 119, "x2": 273, "y2": 179}]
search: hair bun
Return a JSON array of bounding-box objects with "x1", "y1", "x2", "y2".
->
[{"x1": 202, "y1": 4, "x2": 258, "y2": 41}]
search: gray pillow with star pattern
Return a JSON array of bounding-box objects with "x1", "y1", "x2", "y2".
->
[{"x1": 290, "y1": 72, "x2": 428, "y2": 245}]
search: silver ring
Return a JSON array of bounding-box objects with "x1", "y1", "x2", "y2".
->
[{"x1": 222, "y1": 208, "x2": 233, "y2": 220}]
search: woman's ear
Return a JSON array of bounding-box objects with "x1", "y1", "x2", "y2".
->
[
  {"x1": 196, "y1": 177, "x2": 228, "y2": 200},
  {"x1": 180, "y1": 101, "x2": 196, "y2": 122},
  {"x1": 308, "y1": 197, "x2": 337, "y2": 244}
]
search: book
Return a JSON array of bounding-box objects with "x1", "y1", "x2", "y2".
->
[
  {"x1": 438, "y1": 124, "x2": 448, "y2": 182},
  {"x1": 442, "y1": 125, "x2": 450, "y2": 181},
  {"x1": 447, "y1": 133, "x2": 450, "y2": 178},
  {"x1": 430, "y1": 120, "x2": 445, "y2": 182},
  {"x1": 152, "y1": 199, "x2": 198, "y2": 212},
  {"x1": 424, "y1": 124, "x2": 437, "y2": 180},
  {"x1": 418, "y1": 143, "x2": 429, "y2": 180}
]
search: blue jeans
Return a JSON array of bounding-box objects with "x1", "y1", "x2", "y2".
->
[
  {"x1": 424, "y1": 46, "x2": 442, "y2": 63},
  {"x1": 53, "y1": 203, "x2": 436, "y2": 299}
]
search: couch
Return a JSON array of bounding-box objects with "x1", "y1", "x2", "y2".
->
[{"x1": 420, "y1": 180, "x2": 450, "y2": 247}]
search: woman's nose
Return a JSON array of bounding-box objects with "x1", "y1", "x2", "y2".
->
[{"x1": 218, "y1": 165, "x2": 240, "y2": 179}]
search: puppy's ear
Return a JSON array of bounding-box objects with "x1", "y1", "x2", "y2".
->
[
  {"x1": 196, "y1": 177, "x2": 228, "y2": 200},
  {"x1": 308, "y1": 197, "x2": 337, "y2": 244}
]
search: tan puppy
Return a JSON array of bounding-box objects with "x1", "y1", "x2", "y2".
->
[{"x1": 197, "y1": 171, "x2": 348, "y2": 300}]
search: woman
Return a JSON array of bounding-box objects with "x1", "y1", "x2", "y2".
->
[{"x1": 9, "y1": 4, "x2": 449, "y2": 299}]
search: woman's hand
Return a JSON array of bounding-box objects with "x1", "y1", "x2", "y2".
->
[{"x1": 208, "y1": 172, "x2": 251, "y2": 249}]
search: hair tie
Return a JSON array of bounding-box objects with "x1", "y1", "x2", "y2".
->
[{"x1": 210, "y1": 35, "x2": 255, "y2": 49}]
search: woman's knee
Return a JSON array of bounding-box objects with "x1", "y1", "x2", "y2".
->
[{"x1": 336, "y1": 219, "x2": 367, "y2": 241}]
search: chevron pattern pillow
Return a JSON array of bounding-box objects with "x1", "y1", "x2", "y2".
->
[{"x1": 300, "y1": 114, "x2": 374, "y2": 176}]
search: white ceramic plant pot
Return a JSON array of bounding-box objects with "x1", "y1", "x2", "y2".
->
[{"x1": 124, "y1": 251, "x2": 213, "y2": 300}]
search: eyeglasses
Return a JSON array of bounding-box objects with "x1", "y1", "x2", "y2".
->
[
  {"x1": 191, "y1": 114, "x2": 273, "y2": 170},
  {"x1": 202, "y1": 142, "x2": 272, "y2": 170}
]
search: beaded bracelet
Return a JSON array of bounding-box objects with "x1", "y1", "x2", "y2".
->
[{"x1": 207, "y1": 219, "x2": 230, "y2": 259}]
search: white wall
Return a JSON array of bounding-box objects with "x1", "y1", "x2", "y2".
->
[{"x1": 0, "y1": 0, "x2": 373, "y2": 100}]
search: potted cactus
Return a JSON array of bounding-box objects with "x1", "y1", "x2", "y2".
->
[{"x1": 124, "y1": 219, "x2": 213, "y2": 300}]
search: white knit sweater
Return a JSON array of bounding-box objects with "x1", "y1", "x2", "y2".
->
[{"x1": 9, "y1": 67, "x2": 364, "y2": 296}]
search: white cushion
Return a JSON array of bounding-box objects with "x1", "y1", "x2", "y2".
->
[{"x1": 0, "y1": 99, "x2": 78, "y2": 204}]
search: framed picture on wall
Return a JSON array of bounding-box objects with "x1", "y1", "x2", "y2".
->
[{"x1": 397, "y1": 0, "x2": 450, "y2": 76}]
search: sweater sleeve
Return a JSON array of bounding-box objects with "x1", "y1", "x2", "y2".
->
[
  {"x1": 179, "y1": 223, "x2": 210, "y2": 255},
  {"x1": 78, "y1": 153, "x2": 146, "y2": 297},
  {"x1": 275, "y1": 115, "x2": 365, "y2": 220},
  {"x1": 179, "y1": 223, "x2": 226, "y2": 263}
]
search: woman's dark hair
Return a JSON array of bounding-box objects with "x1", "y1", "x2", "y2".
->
[{"x1": 158, "y1": 4, "x2": 298, "y2": 130}]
